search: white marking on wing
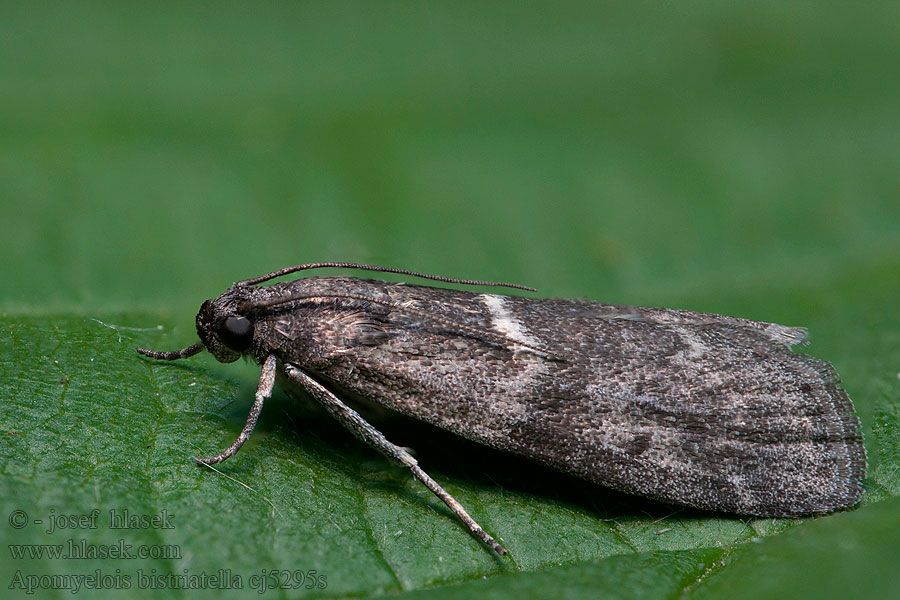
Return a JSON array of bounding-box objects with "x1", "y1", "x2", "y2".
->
[
  {"x1": 678, "y1": 330, "x2": 709, "y2": 360},
  {"x1": 764, "y1": 323, "x2": 808, "y2": 347},
  {"x1": 480, "y1": 294, "x2": 542, "y2": 348}
]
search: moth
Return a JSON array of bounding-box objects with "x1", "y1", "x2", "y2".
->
[{"x1": 137, "y1": 262, "x2": 866, "y2": 555}]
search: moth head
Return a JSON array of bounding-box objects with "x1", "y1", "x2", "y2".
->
[
  {"x1": 136, "y1": 286, "x2": 259, "y2": 364},
  {"x1": 194, "y1": 296, "x2": 257, "y2": 363}
]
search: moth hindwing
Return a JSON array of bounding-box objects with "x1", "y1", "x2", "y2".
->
[{"x1": 137, "y1": 262, "x2": 866, "y2": 556}]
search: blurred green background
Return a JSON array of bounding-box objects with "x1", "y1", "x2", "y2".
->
[{"x1": 2, "y1": 2, "x2": 899, "y2": 599}]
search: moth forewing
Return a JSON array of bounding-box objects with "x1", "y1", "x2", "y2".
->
[
  {"x1": 137, "y1": 263, "x2": 866, "y2": 556},
  {"x1": 268, "y1": 280, "x2": 865, "y2": 518}
]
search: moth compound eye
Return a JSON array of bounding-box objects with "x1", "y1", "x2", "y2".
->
[{"x1": 219, "y1": 316, "x2": 254, "y2": 351}]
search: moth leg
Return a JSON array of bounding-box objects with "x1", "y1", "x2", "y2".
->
[
  {"x1": 197, "y1": 354, "x2": 277, "y2": 465},
  {"x1": 283, "y1": 363, "x2": 508, "y2": 556}
]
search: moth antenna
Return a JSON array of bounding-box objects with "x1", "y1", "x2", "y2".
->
[
  {"x1": 236, "y1": 261, "x2": 536, "y2": 291},
  {"x1": 136, "y1": 343, "x2": 204, "y2": 361},
  {"x1": 248, "y1": 292, "x2": 554, "y2": 358}
]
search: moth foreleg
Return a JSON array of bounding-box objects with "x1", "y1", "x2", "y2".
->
[
  {"x1": 197, "y1": 354, "x2": 277, "y2": 465},
  {"x1": 282, "y1": 363, "x2": 508, "y2": 556}
]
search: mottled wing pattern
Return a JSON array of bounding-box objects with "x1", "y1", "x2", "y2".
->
[{"x1": 263, "y1": 277, "x2": 865, "y2": 516}]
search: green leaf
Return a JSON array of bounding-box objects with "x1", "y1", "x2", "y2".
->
[
  {"x1": 3, "y1": 257, "x2": 899, "y2": 597},
  {"x1": 3, "y1": 2, "x2": 900, "y2": 598}
]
